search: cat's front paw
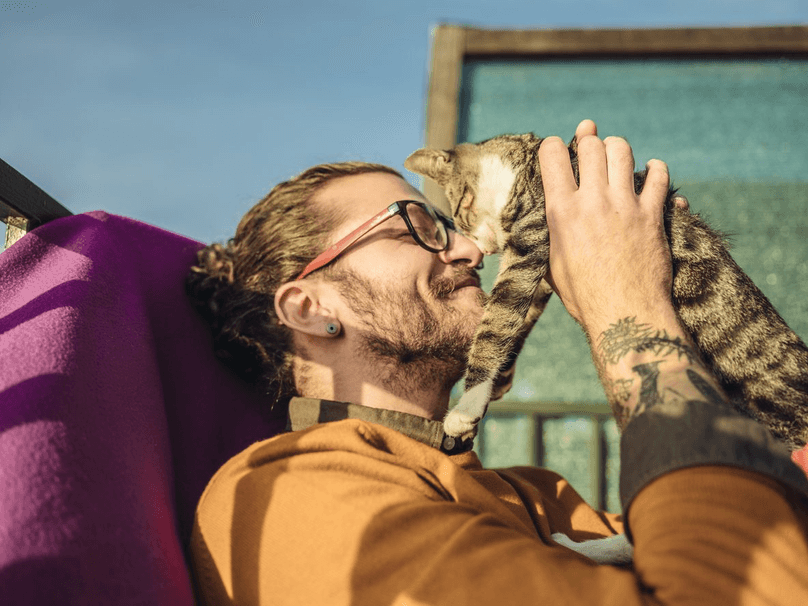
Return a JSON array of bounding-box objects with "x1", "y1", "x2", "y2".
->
[
  {"x1": 444, "y1": 379, "x2": 493, "y2": 438},
  {"x1": 443, "y1": 408, "x2": 481, "y2": 438}
]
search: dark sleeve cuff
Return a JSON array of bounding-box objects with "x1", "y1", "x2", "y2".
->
[{"x1": 620, "y1": 399, "x2": 808, "y2": 519}]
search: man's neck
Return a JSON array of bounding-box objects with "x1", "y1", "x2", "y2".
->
[{"x1": 293, "y1": 354, "x2": 452, "y2": 421}]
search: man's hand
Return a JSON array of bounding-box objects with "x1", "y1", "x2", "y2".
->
[
  {"x1": 540, "y1": 125, "x2": 676, "y2": 338},
  {"x1": 540, "y1": 120, "x2": 729, "y2": 428}
]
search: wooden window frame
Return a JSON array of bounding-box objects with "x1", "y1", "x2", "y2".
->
[{"x1": 422, "y1": 24, "x2": 808, "y2": 209}]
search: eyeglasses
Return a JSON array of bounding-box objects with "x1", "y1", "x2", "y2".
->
[{"x1": 295, "y1": 200, "x2": 455, "y2": 280}]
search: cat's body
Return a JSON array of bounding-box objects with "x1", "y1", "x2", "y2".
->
[{"x1": 405, "y1": 133, "x2": 808, "y2": 449}]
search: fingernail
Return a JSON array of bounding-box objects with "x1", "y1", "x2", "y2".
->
[{"x1": 647, "y1": 159, "x2": 669, "y2": 172}]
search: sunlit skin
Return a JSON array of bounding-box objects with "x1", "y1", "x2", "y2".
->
[
  {"x1": 318, "y1": 174, "x2": 487, "y2": 319},
  {"x1": 274, "y1": 120, "x2": 604, "y2": 422},
  {"x1": 275, "y1": 171, "x2": 485, "y2": 420}
]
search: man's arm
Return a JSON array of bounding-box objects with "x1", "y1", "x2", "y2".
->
[
  {"x1": 592, "y1": 315, "x2": 721, "y2": 429},
  {"x1": 538, "y1": 123, "x2": 808, "y2": 602},
  {"x1": 540, "y1": 125, "x2": 722, "y2": 425}
]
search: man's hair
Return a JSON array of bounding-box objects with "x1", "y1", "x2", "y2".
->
[{"x1": 186, "y1": 161, "x2": 403, "y2": 414}]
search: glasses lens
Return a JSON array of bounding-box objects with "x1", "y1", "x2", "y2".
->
[{"x1": 407, "y1": 203, "x2": 448, "y2": 251}]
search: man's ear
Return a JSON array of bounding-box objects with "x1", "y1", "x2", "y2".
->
[{"x1": 275, "y1": 281, "x2": 339, "y2": 338}]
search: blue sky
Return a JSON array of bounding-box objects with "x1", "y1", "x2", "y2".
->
[{"x1": 2, "y1": 0, "x2": 806, "y2": 244}]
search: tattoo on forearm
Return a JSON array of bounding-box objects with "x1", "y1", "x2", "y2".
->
[
  {"x1": 604, "y1": 376, "x2": 634, "y2": 427},
  {"x1": 610, "y1": 362, "x2": 665, "y2": 428},
  {"x1": 604, "y1": 377, "x2": 634, "y2": 404},
  {"x1": 610, "y1": 367, "x2": 730, "y2": 430},
  {"x1": 633, "y1": 362, "x2": 663, "y2": 416},
  {"x1": 664, "y1": 386, "x2": 688, "y2": 407},
  {"x1": 597, "y1": 317, "x2": 698, "y2": 366},
  {"x1": 597, "y1": 317, "x2": 707, "y2": 429}
]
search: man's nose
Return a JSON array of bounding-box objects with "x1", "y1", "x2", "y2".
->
[{"x1": 437, "y1": 230, "x2": 484, "y2": 268}]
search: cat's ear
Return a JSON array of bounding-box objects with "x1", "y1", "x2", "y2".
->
[{"x1": 404, "y1": 148, "x2": 454, "y2": 185}]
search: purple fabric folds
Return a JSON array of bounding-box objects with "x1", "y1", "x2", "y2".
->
[{"x1": 0, "y1": 212, "x2": 284, "y2": 605}]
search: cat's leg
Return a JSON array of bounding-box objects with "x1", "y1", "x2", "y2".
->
[
  {"x1": 444, "y1": 255, "x2": 549, "y2": 438},
  {"x1": 489, "y1": 280, "x2": 554, "y2": 400}
]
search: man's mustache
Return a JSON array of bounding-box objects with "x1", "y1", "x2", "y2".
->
[{"x1": 430, "y1": 268, "x2": 486, "y2": 301}]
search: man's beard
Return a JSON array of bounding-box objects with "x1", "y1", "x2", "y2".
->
[{"x1": 330, "y1": 267, "x2": 485, "y2": 395}]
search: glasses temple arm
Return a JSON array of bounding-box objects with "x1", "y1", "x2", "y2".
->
[{"x1": 294, "y1": 204, "x2": 398, "y2": 280}]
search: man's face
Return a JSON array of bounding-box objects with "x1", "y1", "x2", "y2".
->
[{"x1": 315, "y1": 172, "x2": 486, "y2": 387}]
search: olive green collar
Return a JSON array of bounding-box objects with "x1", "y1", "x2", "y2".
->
[{"x1": 287, "y1": 397, "x2": 474, "y2": 455}]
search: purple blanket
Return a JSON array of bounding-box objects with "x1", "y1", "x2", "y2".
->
[{"x1": 0, "y1": 212, "x2": 284, "y2": 604}]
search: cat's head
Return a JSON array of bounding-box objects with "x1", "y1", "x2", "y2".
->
[{"x1": 404, "y1": 134, "x2": 540, "y2": 254}]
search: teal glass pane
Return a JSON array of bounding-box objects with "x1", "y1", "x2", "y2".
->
[
  {"x1": 477, "y1": 414, "x2": 534, "y2": 468},
  {"x1": 603, "y1": 418, "x2": 621, "y2": 513},
  {"x1": 542, "y1": 416, "x2": 597, "y2": 507},
  {"x1": 460, "y1": 58, "x2": 807, "y2": 181}
]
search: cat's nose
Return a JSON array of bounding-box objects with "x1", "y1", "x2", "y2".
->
[{"x1": 438, "y1": 230, "x2": 484, "y2": 268}]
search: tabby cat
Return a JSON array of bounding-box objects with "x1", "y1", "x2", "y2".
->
[{"x1": 405, "y1": 133, "x2": 808, "y2": 447}]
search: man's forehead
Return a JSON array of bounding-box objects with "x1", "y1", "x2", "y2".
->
[{"x1": 316, "y1": 172, "x2": 434, "y2": 216}]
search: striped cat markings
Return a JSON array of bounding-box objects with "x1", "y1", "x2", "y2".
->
[{"x1": 405, "y1": 133, "x2": 808, "y2": 448}]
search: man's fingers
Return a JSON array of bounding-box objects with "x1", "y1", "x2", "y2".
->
[
  {"x1": 640, "y1": 159, "x2": 670, "y2": 211},
  {"x1": 576, "y1": 135, "x2": 607, "y2": 190},
  {"x1": 539, "y1": 136, "x2": 578, "y2": 199},
  {"x1": 604, "y1": 137, "x2": 635, "y2": 190},
  {"x1": 575, "y1": 119, "x2": 597, "y2": 141}
]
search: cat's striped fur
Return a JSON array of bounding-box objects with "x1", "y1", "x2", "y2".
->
[{"x1": 405, "y1": 133, "x2": 808, "y2": 448}]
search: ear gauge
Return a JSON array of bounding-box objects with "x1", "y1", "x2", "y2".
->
[{"x1": 325, "y1": 321, "x2": 341, "y2": 336}]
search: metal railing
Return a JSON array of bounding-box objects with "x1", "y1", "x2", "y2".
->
[
  {"x1": 477, "y1": 400, "x2": 619, "y2": 511},
  {"x1": 1, "y1": 158, "x2": 72, "y2": 250}
]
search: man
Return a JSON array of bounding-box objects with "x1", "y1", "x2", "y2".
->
[{"x1": 187, "y1": 121, "x2": 808, "y2": 605}]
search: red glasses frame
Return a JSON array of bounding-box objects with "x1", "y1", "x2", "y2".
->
[{"x1": 295, "y1": 200, "x2": 454, "y2": 280}]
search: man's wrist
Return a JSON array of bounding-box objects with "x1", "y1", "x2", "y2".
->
[{"x1": 590, "y1": 316, "x2": 728, "y2": 429}]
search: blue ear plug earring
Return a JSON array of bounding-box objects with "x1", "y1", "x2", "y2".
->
[{"x1": 325, "y1": 322, "x2": 340, "y2": 336}]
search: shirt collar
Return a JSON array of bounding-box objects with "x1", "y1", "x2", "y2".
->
[{"x1": 287, "y1": 397, "x2": 474, "y2": 455}]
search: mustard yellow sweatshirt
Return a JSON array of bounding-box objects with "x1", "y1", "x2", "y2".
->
[{"x1": 191, "y1": 398, "x2": 808, "y2": 605}]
